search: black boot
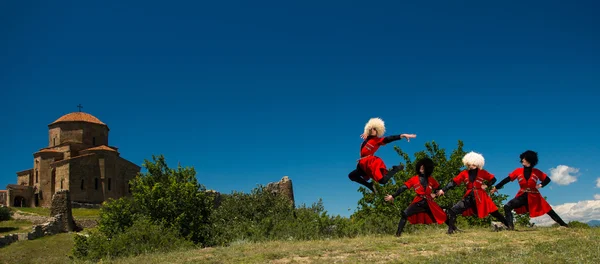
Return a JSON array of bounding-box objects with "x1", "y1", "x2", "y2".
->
[
  {"x1": 368, "y1": 181, "x2": 377, "y2": 194},
  {"x1": 380, "y1": 164, "x2": 404, "y2": 185},
  {"x1": 503, "y1": 205, "x2": 515, "y2": 230},
  {"x1": 349, "y1": 173, "x2": 377, "y2": 193},
  {"x1": 396, "y1": 217, "x2": 408, "y2": 237},
  {"x1": 490, "y1": 211, "x2": 511, "y2": 231},
  {"x1": 547, "y1": 210, "x2": 569, "y2": 227},
  {"x1": 446, "y1": 209, "x2": 458, "y2": 234}
]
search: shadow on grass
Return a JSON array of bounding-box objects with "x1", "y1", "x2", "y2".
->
[{"x1": 0, "y1": 227, "x2": 19, "y2": 234}]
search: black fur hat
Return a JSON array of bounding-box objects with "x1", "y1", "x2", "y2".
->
[
  {"x1": 520, "y1": 150, "x2": 539, "y2": 167},
  {"x1": 415, "y1": 157, "x2": 435, "y2": 177}
]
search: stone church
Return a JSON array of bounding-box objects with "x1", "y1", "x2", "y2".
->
[{"x1": 3, "y1": 111, "x2": 140, "y2": 208}]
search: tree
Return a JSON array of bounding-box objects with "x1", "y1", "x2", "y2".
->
[{"x1": 98, "y1": 154, "x2": 215, "y2": 245}]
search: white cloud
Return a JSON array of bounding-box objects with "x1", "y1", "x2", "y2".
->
[
  {"x1": 530, "y1": 200, "x2": 600, "y2": 226},
  {"x1": 596, "y1": 178, "x2": 600, "y2": 188},
  {"x1": 548, "y1": 165, "x2": 579, "y2": 185},
  {"x1": 595, "y1": 194, "x2": 600, "y2": 200}
]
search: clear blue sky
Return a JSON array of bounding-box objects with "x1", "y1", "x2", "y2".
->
[{"x1": 1, "y1": 0, "x2": 599, "y2": 219}]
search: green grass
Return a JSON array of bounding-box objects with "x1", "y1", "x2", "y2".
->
[
  {"x1": 0, "y1": 232, "x2": 75, "y2": 264},
  {"x1": 0, "y1": 219, "x2": 33, "y2": 235},
  {"x1": 11, "y1": 207, "x2": 100, "y2": 219},
  {"x1": 1, "y1": 226, "x2": 598, "y2": 263}
]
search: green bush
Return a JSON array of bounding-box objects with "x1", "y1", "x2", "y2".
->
[
  {"x1": 98, "y1": 197, "x2": 139, "y2": 238},
  {"x1": 0, "y1": 206, "x2": 12, "y2": 221},
  {"x1": 130, "y1": 155, "x2": 215, "y2": 245},
  {"x1": 72, "y1": 217, "x2": 194, "y2": 261},
  {"x1": 209, "y1": 186, "x2": 357, "y2": 246}
]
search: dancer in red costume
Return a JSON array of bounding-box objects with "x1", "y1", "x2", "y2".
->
[
  {"x1": 437, "y1": 151, "x2": 510, "y2": 234},
  {"x1": 491, "y1": 150, "x2": 569, "y2": 229},
  {"x1": 384, "y1": 157, "x2": 449, "y2": 236},
  {"x1": 348, "y1": 117, "x2": 416, "y2": 193}
]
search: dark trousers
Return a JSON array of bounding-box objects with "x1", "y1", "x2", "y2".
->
[
  {"x1": 396, "y1": 199, "x2": 441, "y2": 236},
  {"x1": 446, "y1": 192, "x2": 509, "y2": 233},
  {"x1": 348, "y1": 164, "x2": 399, "y2": 192},
  {"x1": 503, "y1": 193, "x2": 568, "y2": 228}
]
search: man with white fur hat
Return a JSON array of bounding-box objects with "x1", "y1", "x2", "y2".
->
[
  {"x1": 437, "y1": 151, "x2": 510, "y2": 234},
  {"x1": 348, "y1": 117, "x2": 417, "y2": 193}
]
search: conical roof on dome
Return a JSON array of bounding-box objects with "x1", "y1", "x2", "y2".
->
[{"x1": 49, "y1": 112, "x2": 107, "y2": 126}]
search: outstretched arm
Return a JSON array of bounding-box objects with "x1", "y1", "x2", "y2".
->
[
  {"x1": 490, "y1": 176, "x2": 511, "y2": 194},
  {"x1": 392, "y1": 185, "x2": 408, "y2": 198},
  {"x1": 382, "y1": 134, "x2": 417, "y2": 144},
  {"x1": 436, "y1": 180, "x2": 457, "y2": 196},
  {"x1": 441, "y1": 181, "x2": 457, "y2": 192},
  {"x1": 384, "y1": 185, "x2": 408, "y2": 202},
  {"x1": 494, "y1": 176, "x2": 511, "y2": 190}
]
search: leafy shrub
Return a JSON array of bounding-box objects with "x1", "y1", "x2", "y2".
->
[
  {"x1": 209, "y1": 186, "x2": 357, "y2": 246},
  {"x1": 0, "y1": 206, "x2": 12, "y2": 221},
  {"x1": 72, "y1": 217, "x2": 194, "y2": 261}
]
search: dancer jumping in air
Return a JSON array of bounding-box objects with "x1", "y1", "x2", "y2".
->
[
  {"x1": 384, "y1": 157, "x2": 449, "y2": 236},
  {"x1": 437, "y1": 151, "x2": 510, "y2": 234},
  {"x1": 348, "y1": 117, "x2": 416, "y2": 193},
  {"x1": 491, "y1": 150, "x2": 569, "y2": 229}
]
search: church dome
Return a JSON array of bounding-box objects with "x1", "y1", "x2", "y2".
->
[{"x1": 49, "y1": 112, "x2": 107, "y2": 126}]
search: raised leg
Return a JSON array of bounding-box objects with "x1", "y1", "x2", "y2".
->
[
  {"x1": 348, "y1": 167, "x2": 375, "y2": 193},
  {"x1": 379, "y1": 164, "x2": 404, "y2": 185}
]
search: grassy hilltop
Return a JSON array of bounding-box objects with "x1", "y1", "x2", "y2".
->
[{"x1": 1, "y1": 226, "x2": 598, "y2": 263}]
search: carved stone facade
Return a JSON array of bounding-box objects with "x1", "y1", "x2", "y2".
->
[{"x1": 2, "y1": 111, "x2": 140, "y2": 207}]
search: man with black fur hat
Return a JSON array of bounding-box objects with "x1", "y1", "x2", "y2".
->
[
  {"x1": 384, "y1": 157, "x2": 449, "y2": 236},
  {"x1": 491, "y1": 150, "x2": 569, "y2": 229},
  {"x1": 437, "y1": 151, "x2": 511, "y2": 234},
  {"x1": 348, "y1": 117, "x2": 417, "y2": 193}
]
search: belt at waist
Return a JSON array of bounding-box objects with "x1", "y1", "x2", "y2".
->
[{"x1": 521, "y1": 188, "x2": 540, "y2": 193}]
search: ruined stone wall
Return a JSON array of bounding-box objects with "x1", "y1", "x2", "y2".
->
[
  {"x1": 50, "y1": 190, "x2": 76, "y2": 232},
  {"x1": 0, "y1": 190, "x2": 81, "y2": 248},
  {"x1": 266, "y1": 176, "x2": 295, "y2": 206}
]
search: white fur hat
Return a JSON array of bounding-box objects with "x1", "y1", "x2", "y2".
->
[
  {"x1": 462, "y1": 151, "x2": 485, "y2": 169},
  {"x1": 364, "y1": 118, "x2": 386, "y2": 137}
]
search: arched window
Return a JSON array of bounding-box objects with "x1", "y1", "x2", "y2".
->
[
  {"x1": 60, "y1": 179, "x2": 64, "y2": 189},
  {"x1": 95, "y1": 178, "x2": 98, "y2": 190},
  {"x1": 81, "y1": 179, "x2": 84, "y2": 190},
  {"x1": 108, "y1": 178, "x2": 111, "y2": 191}
]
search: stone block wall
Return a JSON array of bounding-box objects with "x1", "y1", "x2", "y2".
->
[{"x1": 68, "y1": 154, "x2": 102, "y2": 204}]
